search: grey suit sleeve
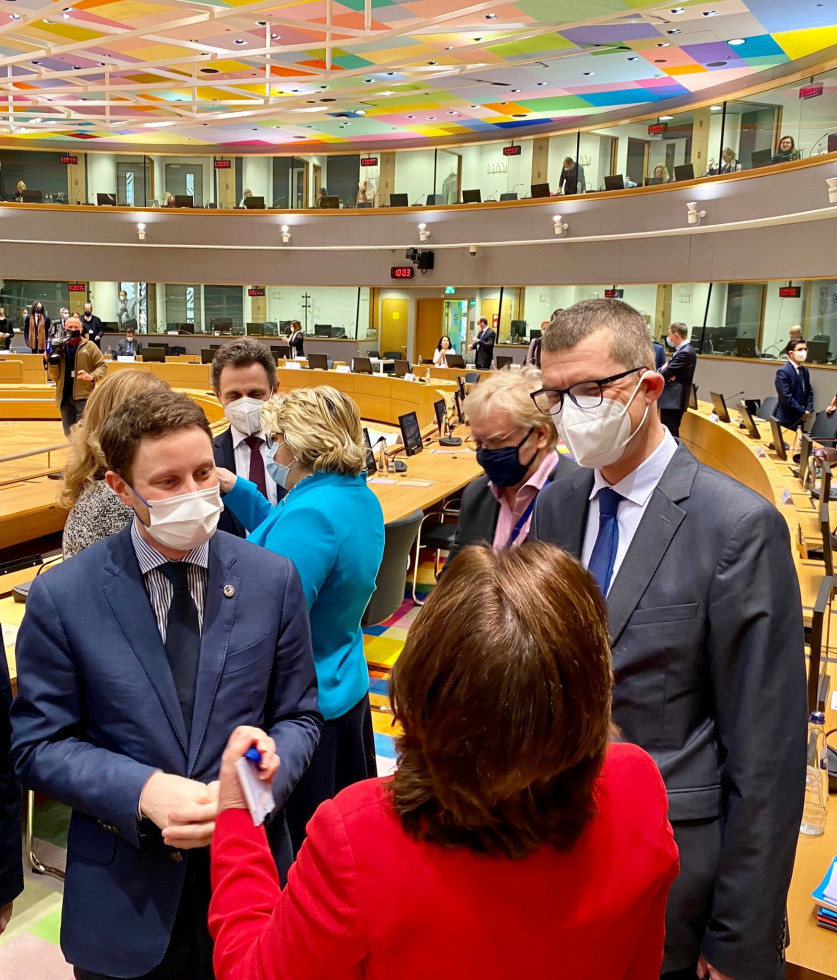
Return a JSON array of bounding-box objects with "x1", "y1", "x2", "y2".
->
[
  {"x1": 265, "y1": 562, "x2": 322, "y2": 808},
  {"x1": 0, "y1": 633, "x2": 22, "y2": 908},
  {"x1": 701, "y1": 504, "x2": 807, "y2": 980}
]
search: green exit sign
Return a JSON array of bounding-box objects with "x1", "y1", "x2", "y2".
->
[{"x1": 444, "y1": 286, "x2": 456, "y2": 294}]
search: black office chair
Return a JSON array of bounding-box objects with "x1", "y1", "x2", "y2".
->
[
  {"x1": 383, "y1": 351, "x2": 403, "y2": 360},
  {"x1": 411, "y1": 502, "x2": 460, "y2": 605},
  {"x1": 367, "y1": 349, "x2": 381, "y2": 359},
  {"x1": 755, "y1": 396, "x2": 778, "y2": 421},
  {"x1": 362, "y1": 510, "x2": 423, "y2": 635},
  {"x1": 464, "y1": 372, "x2": 482, "y2": 384},
  {"x1": 810, "y1": 411, "x2": 837, "y2": 445}
]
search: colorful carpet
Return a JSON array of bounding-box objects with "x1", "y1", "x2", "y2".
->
[{"x1": 0, "y1": 557, "x2": 438, "y2": 978}]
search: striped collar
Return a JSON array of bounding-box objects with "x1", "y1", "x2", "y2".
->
[{"x1": 130, "y1": 519, "x2": 210, "y2": 574}]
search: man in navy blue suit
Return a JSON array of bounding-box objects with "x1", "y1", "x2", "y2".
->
[
  {"x1": 775, "y1": 339, "x2": 813, "y2": 430},
  {"x1": 11, "y1": 387, "x2": 321, "y2": 980},
  {"x1": 658, "y1": 322, "x2": 696, "y2": 439},
  {"x1": 211, "y1": 339, "x2": 284, "y2": 538},
  {"x1": 0, "y1": 632, "x2": 22, "y2": 937}
]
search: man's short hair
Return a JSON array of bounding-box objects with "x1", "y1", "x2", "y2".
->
[
  {"x1": 786, "y1": 339, "x2": 807, "y2": 355},
  {"x1": 101, "y1": 388, "x2": 211, "y2": 482},
  {"x1": 543, "y1": 299, "x2": 654, "y2": 371},
  {"x1": 669, "y1": 322, "x2": 688, "y2": 340},
  {"x1": 210, "y1": 338, "x2": 277, "y2": 393}
]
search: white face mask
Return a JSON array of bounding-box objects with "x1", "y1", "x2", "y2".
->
[
  {"x1": 793, "y1": 351, "x2": 807, "y2": 364},
  {"x1": 224, "y1": 396, "x2": 265, "y2": 436},
  {"x1": 552, "y1": 374, "x2": 649, "y2": 470},
  {"x1": 134, "y1": 484, "x2": 223, "y2": 551}
]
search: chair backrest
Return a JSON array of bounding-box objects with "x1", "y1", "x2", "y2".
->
[
  {"x1": 464, "y1": 372, "x2": 481, "y2": 384},
  {"x1": 811, "y1": 410, "x2": 837, "y2": 444},
  {"x1": 756, "y1": 395, "x2": 778, "y2": 420},
  {"x1": 367, "y1": 349, "x2": 381, "y2": 359},
  {"x1": 383, "y1": 351, "x2": 403, "y2": 360},
  {"x1": 361, "y1": 509, "x2": 423, "y2": 627}
]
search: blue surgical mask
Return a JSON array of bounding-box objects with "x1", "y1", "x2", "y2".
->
[
  {"x1": 476, "y1": 427, "x2": 537, "y2": 487},
  {"x1": 267, "y1": 439, "x2": 295, "y2": 488}
]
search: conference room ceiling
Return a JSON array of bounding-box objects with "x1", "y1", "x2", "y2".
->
[{"x1": 0, "y1": 0, "x2": 833, "y2": 150}]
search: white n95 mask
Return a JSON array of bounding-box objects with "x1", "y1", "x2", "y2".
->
[
  {"x1": 794, "y1": 351, "x2": 808, "y2": 364},
  {"x1": 135, "y1": 484, "x2": 223, "y2": 551},
  {"x1": 553, "y1": 374, "x2": 649, "y2": 470},
  {"x1": 224, "y1": 396, "x2": 265, "y2": 436}
]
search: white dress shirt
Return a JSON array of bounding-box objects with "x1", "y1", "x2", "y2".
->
[
  {"x1": 581, "y1": 429, "x2": 679, "y2": 592},
  {"x1": 231, "y1": 428, "x2": 278, "y2": 505}
]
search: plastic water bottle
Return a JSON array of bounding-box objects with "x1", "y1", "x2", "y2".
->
[{"x1": 801, "y1": 710, "x2": 828, "y2": 836}]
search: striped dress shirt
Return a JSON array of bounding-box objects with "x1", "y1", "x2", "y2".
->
[
  {"x1": 581, "y1": 428, "x2": 679, "y2": 594},
  {"x1": 130, "y1": 521, "x2": 209, "y2": 640}
]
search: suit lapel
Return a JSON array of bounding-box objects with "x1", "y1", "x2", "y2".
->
[
  {"x1": 102, "y1": 530, "x2": 189, "y2": 757},
  {"x1": 219, "y1": 428, "x2": 236, "y2": 471},
  {"x1": 606, "y1": 445, "x2": 697, "y2": 642},
  {"x1": 187, "y1": 538, "x2": 240, "y2": 774},
  {"x1": 546, "y1": 467, "x2": 593, "y2": 557}
]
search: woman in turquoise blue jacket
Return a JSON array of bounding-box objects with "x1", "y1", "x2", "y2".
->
[{"x1": 217, "y1": 385, "x2": 385, "y2": 852}]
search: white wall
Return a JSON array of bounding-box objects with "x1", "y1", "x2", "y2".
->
[
  {"x1": 265, "y1": 285, "x2": 370, "y2": 335},
  {"x1": 393, "y1": 149, "x2": 436, "y2": 205},
  {"x1": 241, "y1": 156, "x2": 271, "y2": 203},
  {"x1": 86, "y1": 154, "x2": 116, "y2": 202},
  {"x1": 150, "y1": 155, "x2": 214, "y2": 205},
  {"x1": 88, "y1": 280, "x2": 120, "y2": 325},
  {"x1": 761, "y1": 288, "x2": 805, "y2": 354}
]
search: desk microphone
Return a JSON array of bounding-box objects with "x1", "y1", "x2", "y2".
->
[
  {"x1": 724, "y1": 390, "x2": 745, "y2": 405},
  {"x1": 440, "y1": 416, "x2": 462, "y2": 447}
]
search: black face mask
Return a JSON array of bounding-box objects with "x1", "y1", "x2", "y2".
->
[{"x1": 476, "y1": 427, "x2": 537, "y2": 488}]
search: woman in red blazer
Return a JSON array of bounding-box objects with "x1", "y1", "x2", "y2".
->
[{"x1": 209, "y1": 543, "x2": 679, "y2": 980}]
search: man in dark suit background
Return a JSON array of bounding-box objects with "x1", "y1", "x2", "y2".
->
[
  {"x1": 658, "y1": 322, "x2": 696, "y2": 438},
  {"x1": 530, "y1": 299, "x2": 807, "y2": 980},
  {"x1": 652, "y1": 339, "x2": 666, "y2": 370},
  {"x1": 81, "y1": 302, "x2": 104, "y2": 347},
  {"x1": 470, "y1": 316, "x2": 495, "y2": 369},
  {"x1": 211, "y1": 339, "x2": 284, "y2": 538},
  {"x1": 0, "y1": 631, "x2": 22, "y2": 938},
  {"x1": 447, "y1": 366, "x2": 577, "y2": 562},
  {"x1": 115, "y1": 327, "x2": 142, "y2": 357},
  {"x1": 11, "y1": 387, "x2": 321, "y2": 980},
  {"x1": 775, "y1": 339, "x2": 813, "y2": 430}
]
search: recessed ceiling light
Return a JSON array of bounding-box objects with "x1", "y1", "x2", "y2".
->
[
  {"x1": 512, "y1": 113, "x2": 526, "y2": 117},
  {"x1": 30, "y1": 60, "x2": 40, "y2": 65},
  {"x1": 583, "y1": 71, "x2": 594, "y2": 76},
  {"x1": 729, "y1": 38, "x2": 745, "y2": 45},
  {"x1": 73, "y1": 65, "x2": 80, "y2": 69},
  {"x1": 702, "y1": 9, "x2": 717, "y2": 15},
  {"x1": 627, "y1": 56, "x2": 639, "y2": 61},
  {"x1": 43, "y1": 18, "x2": 53, "y2": 23},
  {"x1": 511, "y1": 88, "x2": 520, "y2": 92},
  {"x1": 537, "y1": 81, "x2": 548, "y2": 86},
  {"x1": 670, "y1": 6, "x2": 685, "y2": 12},
  {"x1": 659, "y1": 115, "x2": 674, "y2": 121},
  {"x1": 710, "y1": 104, "x2": 722, "y2": 110},
  {"x1": 470, "y1": 104, "x2": 478, "y2": 107},
  {"x1": 9, "y1": 12, "x2": 19, "y2": 18},
  {"x1": 363, "y1": 78, "x2": 373, "y2": 82},
  {"x1": 271, "y1": 33, "x2": 279, "y2": 39},
  {"x1": 485, "y1": 12, "x2": 497, "y2": 18},
  {"x1": 355, "y1": 109, "x2": 366, "y2": 115},
  {"x1": 234, "y1": 39, "x2": 246, "y2": 44},
  {"x1": 448, "y1": 110, "x2": 458, "y2": 114},
  {"x1": 472, "y1": 36, "x2": 484, "y2": 41},
  {"x1": 445, "y1": 46, "x2": 453, "y2": 50},
  {"x1": 428, "y1": 60, "x2": 437, "y2": 65},
  {"x1": 201, "y1": 67, "x2": 219, "y2": 74},
  {"x1": 656, "y1": 42, "x2": 670, "y2": 47},
  {"x1": 256, "y1": 20, "x2": 266, "y2": 25},
  {"x1": 428, "y1": 116, "x2": 436, "y2": 120},
  {"x1": 667, "y1": 28, "x2": 681, "y2": 34},
  {"x1": 407, "y1": 115, "x2": 415, "y2": 119},
  {"x1": 386, "y1": 72, "x2": 396, "y2": 76},
  {"x1": 98, "y1": 62, "x2": 106, "y2": 66}
]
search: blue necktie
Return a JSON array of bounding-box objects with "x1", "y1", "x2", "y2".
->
[
  {"x1": 587, "y1": 487, "x2": 624, "y2": 595},
  {"x1": 160, "y1": 561, "x2": 200, "y2": 734}
]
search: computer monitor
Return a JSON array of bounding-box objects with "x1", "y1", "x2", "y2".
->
[
  {"x1": 808, "y1": 340, "x2": 829, "y2": 364},
  {"x1": 307, "y1": 353, "x2": 328, "y2": 371},
  {"x1": 230, "y1": 322, "x2": 246, "y2": 335},
  {"x1": 434, "y1": 398, "x2": 447, "y2": 437},
  {"x1": 453, "y1": 389, "x2": 465, "y2": 425},
  {"x1": 21, "y1": 190, "x2": 43, "y2": 203},
  {"x1": 97, "y1": 193, "x2": 116, "y2": 206},
  {"x1": 148, "y1": 342, "x2": 170, "y2": 352},
  {"x1": 352, "y1": 356, "x2": 373, "y2": 374},
  {"x1": 398, "y1": 411, "x2": 423, "y2": 457},
  {"x1": 457, "y1": 376, "x2": 467, "y2": 403},
  {"x1": 122, "y1": 318, "x2": 138, "y2": 331},
  {"x1": 320, "y1": 196, "x2": 340, "y2": 209},
  {"x1": 389, "y1": 193, "x2": 409, "y2": 207},
  {"x1": 688, "y1": 384, "x2": 698, "y2": 410},
  {"x1": 499, "y1": 192, "x2": 518, "y2": 201},
  {"x1": 142, "y1": 346, "x2": 167, "y2": 362},
  {"x1": 445, "y1": 353, "x2": 465, "y2": 369},
  {"x1": 817, "y1": 458, "x2": 833, "y2": 506},
  {"x1": 313, "y1": 324, "x2": 332, "y2": 337},
  {"x1": 262, "y1": 321, "x2": 278, "y2": 336},
  {"x1": 426, "y1": 194, "x2": 443, "y2": 205},
  {"x1": 273, "y1": 344, "x2": 290, "y2": 359},
  {"x1": 750, "y1": 148, "x2": 773, "y2": 169},
  {"x1": 200, "y1": 348, "x2": 216, "y2": 364},
  {"x1": 808, "y1": 573, "x2": 833, "y2": 711},
  {"x1": 278, "y1": 320, "x2": 292, "y2": 333},
  {"x1": 644, "y1": 177, "x2": 663, "y2": 186},
  {"x1": 529, "y1": 329, "x2": 542, "y2": 340},
  {"x1": 530, "y1": 183, "x2": 550, "y2": 199},
  {"x1": 674, "y1": 164, "x2": 695, "y2": 181},
  {"x1": 735, "y1": 337, "x2": 757, "y2": 358},
  {"x1": 393, "y1": 359, "x2": 411, "y2": 378},
  {"x1": 174, "y1": 195, "x2": 193, "y2": 208},
  {"x1": 769, "y1": 417, "x2": 788, "y2": 460},
  {"x1": 510, "y1": 319, "x2": 527, "y2": 341},
  {"x1": 243, "y1": 196, "x2": 265, "y2": 209},
  {"x1": 462, "y1": 189, "x2": 481, "y2": 204},
  {"x1": 495, "y1": 355, "x2": 513, "y2": 370},
  {"x1": 820, "y1": 498, "x2": 834, "y2": 575},
  {"x1": 362, "y1": 428, "x2": 377, "y2": 473},
  {"x1": 210, "y1": 318, "x2": 233, "y2": 333},
  {"x1": 799, "y1": 433, "x2": 813, "y2": 490},
  {"x1": 710, "y1": 391, "x2": 731, "y2": 423},
  {"x1": 246, "y1": 322, "x2": 264, "y2": 336},
  {"x1": 177, "y1": 322, "x2": 194, "y2": 334},
  {"x1": 737, "y1": 401, "x2": 760, "y2": 440},
  {"x1": 604, "y1": 174, "x2": 625, "y2": 191}
]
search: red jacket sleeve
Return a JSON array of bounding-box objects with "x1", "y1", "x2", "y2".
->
[{"x1": 209, "y1": 804, "x2": 367, "y2": 980}]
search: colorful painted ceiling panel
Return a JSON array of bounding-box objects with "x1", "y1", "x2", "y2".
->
[{"x1": 0, "y1": 0, "x2": 831, "y2": 149}]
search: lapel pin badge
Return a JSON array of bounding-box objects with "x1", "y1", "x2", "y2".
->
[{"x1": 223, "y1": 584, "x2": 235, "y2": 598}]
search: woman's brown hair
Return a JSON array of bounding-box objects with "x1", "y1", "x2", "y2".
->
[
  {"x1": 389, "y1": 542, "x2": 612, "y2": 860},
  {"x1": 58, "y1": 370, "x2": 170, "y2": 509}
]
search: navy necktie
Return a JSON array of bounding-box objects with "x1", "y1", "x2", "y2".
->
[
  {"x1": 587, "y1": 487, "x2": 624, "y2": 595},
  {"x1": 160, "y1": 561, "x2": 200, "y2": 734}
]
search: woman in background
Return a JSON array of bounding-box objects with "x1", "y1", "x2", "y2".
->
[
  {"x1": 13, "y1": 181, "x2": 25, "y2": 203},
  {"x1": 216, "y1": 386, "x2": 385, "y2": 852},
  {"x1": 209, "y1": 543, "x2": 678, "y2": 980},
  {"x1": 286, "y1": 320, "x2": 305, "y2": 358},
  {"x1": 433, "y1": 335, "x2": 454, "y2": 366},
  {"x1": 652, "y1": 164, "x2": 670, "y2": 182},
  {"x1": 772, "y1": 135, "x2": 799, "y2": 165},
  {"x1": 24, "y1": 301, "x2": 49, "y2": 354},
  {"x1": 0, "y1": 307, "x2": 13, "y2": 351},
  {"x1": 60, "y1": 370, "x2": 170, "y2": 558}
]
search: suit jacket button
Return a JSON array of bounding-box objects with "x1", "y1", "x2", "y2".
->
[{"x1": 170, "y1": 851, "x2": 183, "y2": 863}]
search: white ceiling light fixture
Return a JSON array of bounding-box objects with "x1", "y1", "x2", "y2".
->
[
  {"x1": 686, "y1": 201, "x2": 706, "y2": 225},
  {"x1": 552, "y1": 215, "x2": 568, "y2": 236},
  {"x1": 728, "y1": 38, "x2": 746, "y2": 45}
]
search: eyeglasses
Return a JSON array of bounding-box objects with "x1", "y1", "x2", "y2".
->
[
  {"x1": 530, "y1": 367, "x2": 645, "y2": 416},
  {"x1": 471, "y1": 425, "x2": 532, "y2": 452}
]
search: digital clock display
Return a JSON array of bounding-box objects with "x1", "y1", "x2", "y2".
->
[
  {"x1": 391, "y1": 266, "x2": 415, "y2": 279},
  {"x1": 778, "y1": 286, "x2": 801, "y2": 298},
  {"x1": 214, "y1": 159, "x2": 232, "y2": 169},
  {"x1": 604, "y1": 288, "x2": 624, "y2": 299}
]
